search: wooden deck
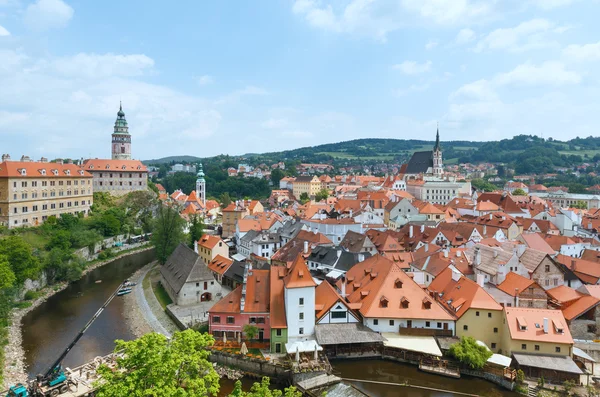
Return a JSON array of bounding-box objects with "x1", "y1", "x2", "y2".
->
[{"x1": 418, "y1": 360, "x2": 461, "y2": 379}]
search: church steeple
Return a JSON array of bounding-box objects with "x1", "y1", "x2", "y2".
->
[
  {"x1": 432, "y1": 125, "x2": 443, "y2": 176},
  {"x1": 433, "y1": 124, "x2": 441, "y2": 152},
  {"x1": 196, "y1": 163, "x2": 206, "y2": 207}
]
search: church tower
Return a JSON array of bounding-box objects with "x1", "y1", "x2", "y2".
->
[
  {"x1": 112, "y1": 102, "x2": 132, "y2": 160},
  {"x1": 432, "y1": 126, "x2": 443, "y2": 176},
  {"x1": 196, "y1": 163, "x2": 206, "y2": 207}
]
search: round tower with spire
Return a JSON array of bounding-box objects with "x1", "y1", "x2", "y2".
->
[
  {"x1": 432, "y1": 125, "x2": 443, "y2": 176},
  {"x1": 112, "y1": 102, "x2": 132, "y2": 160},
  {"x1": 196, "y1": 163, "x2": 206, "y2": 206}
]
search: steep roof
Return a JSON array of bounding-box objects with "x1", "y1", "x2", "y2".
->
[
  {"x1": 562, "y1": 296, "x2": 600, "y2": 322},
  {"x1": 504, "y1": 307, "x2": 573, "y2": 344},
  {"x1": 82, "y1": 159, "x2": 148, "y2": 172},
  {"x1": 198, "y1": 234, "x2": 225, "y2": 250},
  {"x1": 243, "y1": 269, "x2": 270, "y2": 313},
  {"x1": 160, "y1": 243, "x2": 215, "y2": 295},
  {"x1": 207, "y1": 255, "x2": 233, "y2": 276},
  {"x1": 547, "y1": 285, "x2": 582, "y2": 304},
  {"x1": 429, "y1": 267, "x2": 502, "y2": 318},
  {"x1": 519, "y1": 233, "x2": 556, "y2": 255},
  {"x1": 340, "y1": 230, "x2": 369, "y2": 253},
  {"x1": 518, "y1": 248, "x2": 551, "y2": 273},
  {"x1": 497, "y1": 272, "x2": 537, "y2": 297},
  {"x1": 270, "y1": 267, "x2": 287, "y2": 328},
  {"x1": 405, "y1": 151, "x2": 433, "y2": 174},
  {"x1": 465, "y1": 244, "x2": 514, "y2": 276},
  {"x1": 315, "y1": 281, "x2": 357, "y2": 321},
  {"x1": 341, "y1": 255, "x2": 454, "y2": 321},
  {"x1": 284, "y1": 255, "x2": 317, "y2": 289}
]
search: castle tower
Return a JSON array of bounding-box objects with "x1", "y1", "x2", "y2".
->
[
  {"x1": 111, "y1": 102, "x2": 132, "y2": 160},
  {"x1": 196, "y1": 163, "x2": 206, "y2": 207},
  {"x1": 432, "y1": 126, "x2": 443, "y2": 176}
]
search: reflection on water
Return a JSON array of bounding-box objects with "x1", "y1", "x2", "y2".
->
[{"x1": 21, "y1": 249, "x2": 155, "y2": 376}]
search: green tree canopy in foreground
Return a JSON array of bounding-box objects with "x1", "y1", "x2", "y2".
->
[
  {"x1": 229, "y1": 377, "x2": 302, "y2": 397},
  {"x1": 448, "y1": 336, "x2": 493, "y2": 370},
  {"x1": 96, "y1": 330, "x2": 220, "y2": 397}
]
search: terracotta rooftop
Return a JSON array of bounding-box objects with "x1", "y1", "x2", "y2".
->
[
  {"x1": 284, "y1": 255, "x2": 317, "y2": 289},
  {"x1": 270, "y1": 267, "x2": 287, "y2": 328},
  {"x1": 497, "y1": 272, "x2": 537, "y2": 297},
  {"x1": 546, "y1": 285, "x2": 582, "y2": 304},
  {"x1": 207, "y1": 255, "x2": 233, "y2": 276},
  {"x1": 504, "y1": 307, "x2": 573, "y2": 344},
  {"x1": 198, "y1": 234, "x2": 225, "y2": 250}
]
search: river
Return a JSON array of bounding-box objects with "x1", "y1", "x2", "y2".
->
[{"x1": 20, "y1": 250, "x2": 515, "y2": 396}]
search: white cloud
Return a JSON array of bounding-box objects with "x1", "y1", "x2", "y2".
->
[
  {"x1": 473, "y1": 18, "x2": 561, "y2": 53},
  {"x1": 393, "y1": 60, "x2": 432, "y2": 75},
  {"x1": 261, "y1": 118, "x2": 288, "y2": 129},
  {"x1": 455, "y1": 28, "x2": 475, "y2": 44},
  {"x1": 494, "y1": 61, "x2": 581, "y2": 86},
  {"x1": 24, "y1": 0, "x2": 74, "y2": 31},
  {"x1": 451, "y1": 79, "x2": 498, "y2": 101},
  {"x1": 51, "y1": 53, "x2": 155, "y2": 78},
  {"x1": 563, "y1": 41, "x2": 600, "y2": 62},
  {"x1": 401, "y1": 0, "x2": 492, "y2": 25},
  {"x1": 425, "y1": 40, "x2": 438, "y2": 50},
  {"x1": 215, "y1": 85, "x2": 268, "y2": 105},
  {"x1": 195, "y1": 75, "x2": 214, "y2": 86},
  {"x1": 0, "y1": 24, "x2": 9, "y2": 36},
  {"x1": 528, "y1": 0, "x2": 575, "y2": 10},
  {"x1": 292, "y1": 0, "x2": 405, "y2": 41}
]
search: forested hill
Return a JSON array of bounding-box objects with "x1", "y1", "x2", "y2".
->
[{"x1": 145, "y1": 135, "x2": 600, "y2": 174}]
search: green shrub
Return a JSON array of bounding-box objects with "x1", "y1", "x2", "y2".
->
[{"x1": 23, "y1": 290, "x2": 40, "y2": 301}]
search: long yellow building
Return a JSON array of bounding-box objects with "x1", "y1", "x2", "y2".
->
[{"x1": 0, "y1": 155, "x2": 93, "y2": 228}]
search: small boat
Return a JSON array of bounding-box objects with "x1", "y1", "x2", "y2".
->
[
  {"x1": 117, "y1": 288, "x2": 132, "y2": 296},
  {"x1": 123, "y1": 281, "x2": 137, "y2": 287}
]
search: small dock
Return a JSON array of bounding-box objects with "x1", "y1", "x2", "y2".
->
[
  {"x1": 296, "y1": 374, "x2": 342, "y2": 391},
  {"x1": 418, "y1": 359, "x2": 461, "y2": 378}
]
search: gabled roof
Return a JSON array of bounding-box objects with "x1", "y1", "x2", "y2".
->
[
  {"x1": 405, "y1": 151, "x2": 433, "y2": 174},
  {"x1": 519, "y1": 233, "x2": 556, "y2": 255},
  {"x1": 497, "y1": 272, "x2": 538, "y2": 297},
  {"x1": 429, "y1": 267, "x2": 502, "y2": 318},
  {"x1": 0, "y1": 160, "x2": 92, "y2": 178},
  {"x1": 465, "y1": 244, "x2": 514, "y2": 276},
  {"x1": 160, "y1": 243, "x2": 215, "y2": 295},
  {"x1": 477, "y1": 193, "x2": 523, "y2": 214},
  {"x1": 340, "y1": 230, "x2": 370, "y2": 253},
  {"x1": 340, "y1": 255, "x2": 454, "y2": 321},
  {"x1": 207, "y1": 255, "x2": 233, "y2": 276},
  {"x1": 82, "y1": 159, "x2": 147, "y2": 172},
  {"x1": 504, "y1": 307, "x2": 573, "y2": 344},
  {"x1": 562, "y1": 295, "x2": 600, "y2": 321},
  {"x1": 315, "y1": 281, "x2": 358, "y2": 321},
  {"x1": 284, "y1": 255, "x2": 317, "y2": 289},
  {"x1": 518, "y1": 248, "x2": 552, "y2": 273},
  {"x1": 198, "y1": 234, "x2": 225, "y2": 250},
  {"x1": 547, "y1": 285, "x2": 582, "y2": 304}
]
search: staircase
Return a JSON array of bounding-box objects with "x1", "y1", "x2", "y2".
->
[{"x1": 527, "y1": 385, "x2": 539, "y2": 397}]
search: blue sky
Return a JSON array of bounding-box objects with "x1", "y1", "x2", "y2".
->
[{"x1": 0, "y1": 0, "x2": 599, "y2": 160}]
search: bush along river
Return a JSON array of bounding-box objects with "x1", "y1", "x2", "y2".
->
[{"x1": 18, "y1": 248, "x2": 516, "y2": 397}]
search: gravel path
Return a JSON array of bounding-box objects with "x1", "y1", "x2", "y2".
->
[
  {"x1": 135, "y1": 264, "x2": 178, "y2": 337},
  {"x1": 122, "y1": 266, "x2": 153, "y2": 338}
]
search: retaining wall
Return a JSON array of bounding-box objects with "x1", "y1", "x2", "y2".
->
[
  {"x1": 460, "y1": 368, "x2": 515, "y2": 391},
  {"x1": 209, "y1": 351, "x2": 292, "y2": 382}
]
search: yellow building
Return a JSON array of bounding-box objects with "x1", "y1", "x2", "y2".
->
[
  {"x1": 0, "y1": 155, "x2": 93, "y2": 228},
  {"x1": 222, "y1": 202, "x2": 249, "y2": 238},
  {"x1": 429, "y1": 267, "x2": 504, "y2": 351},
  {"x1": 292, "y1": 176, "x2": 321, "y2": 199},
  {"x1": 501, "y1": 307, "x2": 573, "y2": 357},
  {"x1": 196, "y1": 234, "x2": 229, "y2": 264}
]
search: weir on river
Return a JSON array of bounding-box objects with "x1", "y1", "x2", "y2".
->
[{"x1": 19, "y1": 249, "x2": 516, "y2": 397}]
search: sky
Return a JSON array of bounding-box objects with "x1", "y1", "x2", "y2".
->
[{"x1": 0, "y1": 0, "x2": 600, "y2": 160}]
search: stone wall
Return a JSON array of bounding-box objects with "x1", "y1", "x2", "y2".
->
[
  {"x1": 460, "y1": 368, "x2": 515, "y2": 391},
  {"x1": 575, "y1": 341, "x2": 600, "y2": 362},
  {"x1": 209, "y1": 351, "x2": 292, "y2": 382}
]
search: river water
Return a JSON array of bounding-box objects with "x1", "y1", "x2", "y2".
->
[{"x1": 20, "y1": 250, "x2": 515, "y2": 396}]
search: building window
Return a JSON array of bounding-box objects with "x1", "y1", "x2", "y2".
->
[
  {"x1": 299, "y1": 298, "x2": 304, "y2": 305},
  {"x1": 437, "y1": 322, "x2": 442, "y2": 328},
  {"x1": 488, "y1": 312, "x2": 492, "y2": 318},
  {"x1": 373, "y1": 319, "x2": 379, "y2": 326},
  {"x1": 534, "y1": 345, "x2": 540, "y2": 351},
  {"x1": 555, "y1": 347, "x2": 561, "y2": 353},
  {"x1": 522, "y1": 344, "x2": 527, "y2": 350},
  {"x1": 299, "y1": 327, "x2": 304, "y2": 335},
  {"x1": 299, "y1": 312, "x2": 304, "y2": 320},
  {"x1": 463, "y1": 325, "x2": 468, "y2": 331},
  {"x1": 331, "y1": 311, "x2": 346, "y2": 319},
  {"x1": 276, "y1": 329, "x2": 282, "y2": 337},
  {"x1": 476, "y1": 311, "x2": 479, "y2": 316},
  {"x1": 212, "y1": 316, "x2": 220, "y2": 324},
  {"x1": 389, "y1": 320, "x2": 394, "y2": 326},
  {"x1": 426, "y1": 321, "x2": 430, "y2": 327},
  {"x1": 226, "y1": 316, "x2": 235, "y2": 324},
  {"x1": 491, "y1": 343, "x2": 497, "y2": 349},
  {"x1": 493, "y1": 327, "x2": 498, "y2": 333},
  {"x1": 545, "y1": 264, "x2": 550, "y2": 272}
]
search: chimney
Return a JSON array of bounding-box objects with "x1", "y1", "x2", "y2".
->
[
  {"x1": 483, "y1": 224, "x2": 487, "y2": 236},
  {"x1": 303, "y1": 241, "x2": 309, "y2": 254},
  {"x1": 476, "y1": 273, "x2": 485, "y2": 288},
  {"x1": 451, "y1": 270, "x2": 461, "y2": 282},
  {"x1": 341, "y1": 275, "x2": 346, "y2": 299},
  {"x1": 337, "y1": 249, "x2": 342, "y2": 258},
  {"x1": 474, "y1": 247, "x2": 481, "y2": 266},
  {"x1": 493, "y1": 250, "x2": 498, "y2": 258},
  {"x1": 194, "y1": 240, "x2": 198, "y2": 254},
  {"x1": 349, "y1": 209, "x2": 353, "y2": 218},
  {"x1": 358, "y1": 253, "x2": 365, "y2": 262},
  {"x1": 1, "y1": 154, "x2": 10, "y2": 162},
  {"x1": 571, "y1": 259, "x2": 576, "y2": 270},
  {"x1": 502, "y1": 216, "x2": 506, "y2": 221},
  {"x1": 39, "y1": 157, "x2": 48, "y2": 163},
  {"x1": 444, "y1": 249, "x2": 449, "y2": 258},
  {"x1": 409, "y1": 225, "x2": 414, "y2": 238},
  {"x1": 20, "y1": 155, "x2": 31, "y2": 162},
  {"x1": 420, "y1": 224, "x2": 425, "y2": 233},
  {"x1": 456, "y1": 250, "x2": 462, "y2": 257},
  {"x1": 425, "y1": 243, "x2": 429, "y2": 252},
  {"x1": 543, "y1": 317, "x2": 549, "y2": 334},
  {"x1": 489, "y1": 213, "x2": 493, "y2": 220}
]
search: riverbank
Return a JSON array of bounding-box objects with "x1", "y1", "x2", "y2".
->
[{"x1": 1, "y1": 245, "x2": 153, "y2": 389}]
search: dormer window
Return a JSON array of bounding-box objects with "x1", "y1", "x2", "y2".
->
[
  {"x1": 19, "y1": 169, "x2": 26, "y2": 176},
  {"x1": 89, "y1": 165, "x2": 94, "y2": 169},
  {"x1": 52, "y1": 169, "x2": 58, "y2": 176},
  {"x1": 380, "y1": 297, "x2": 388, "y2": 308},
  {"x1": 105, "y1": 164, "x2": 110, "y2": 169},
  {"x1": 395, "y1": 279, "x2": 403, "y2": 289},
  {"x1": 401, "y1": 297, "x2": 409, "y2": 309},
  {"x1": 39, "y1": 169, "x2": 46, "y2": 176},
  {"x1": 78, "y1": 170, "x2": 84, "y2": 175},
  {"x1": 65, "y1": 170, "x2": 70, "y2": 176},
  {"x1": 122, "y1": 165, "x2": 126, "y2": 170},
  {"x1": 137, "y1": 166, "x2": 141, "y2": 170},
  {"x1": 423, "y1": 298, "x2": 432, "y2": 309}
]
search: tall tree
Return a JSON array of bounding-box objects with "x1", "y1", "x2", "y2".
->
[
  {"x1": 0, "y1": 235, "x2": 41, "y2": 284},
  {"x1": 96, "y1": 330, "x2": 219, "y2": 397},
  {"x1": 151, "y1": 205, "x2": 185, "y2": 264},
  {"x1": 220, "y1": 192, "x2": 232, "y2": 208},
  {"x1": 270, "y1": 168, "x2": 285, "y2": 186},
  {"x1": 188, "y1": 214, "x2": 205, "y2": 248}
]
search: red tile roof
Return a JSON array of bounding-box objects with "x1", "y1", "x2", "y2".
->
[
  {"x1": 207, "y1": 255, "x2": 233, "y2": 276},
  {"x1": 0, "y1": 161, "x2": 92, "y2": 178},
  {"x1": 198, "y1": 234, "x2": 225, "y2": 250},
  {"x1": 504, "y1": 307, "x2": 573, "y2": 344},
  {"x1": 497, "y1": 272, "x2": 537, "y2": 297},
  {"x1": 284, "y1": 255, "x2": 317, "y2": 289},
  {"x1": 270, "y1": 267, "x2": 287, "y2": 328},
  {"x1": 82, "y1": 159, "x2": 147, "y2": 172}
]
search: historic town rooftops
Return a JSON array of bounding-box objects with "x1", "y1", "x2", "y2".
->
[
  {"x1": 270, "y1": 267, "x2": 287, "y2": 328},
  {"x1": 562, "y1": 295, "x2": 600, "y2": 322},
  {"x1": 543, "y1": 235, "x2": 577, "y2": 251},
  {"x1": 519, "y1": 233, "x2": 556, "y2": 255},
  {"x1": 518, "y1": 248, "x2": 552, "y2": 273},
  {"x1": 556, "y1": 255, "x2": 600, "y2": 284},
  {"x1": 82, "y1": 159, "x2": 147, "y2": 172},
  {"x1": 207, "y1": 255, "x2": 233, "y2": 276},
  {"x1": 315, "y1": 281, "x2": 357, "y2": 321},
  {"x1": 284, "y1": 255, "x2": 317, "y2": 289},
  {"x1": 497, "y1": 272, "x2": 537, "y2": 297},
  {"x1": 0, "y1": 160, "x2": 92, "y2": 178},
  {"x1": 198, "y1": 234, "x2": 225, "y2": 250},
  {"x1": 405, "y1": 151, "x2": 434, "y2": 174},
  {"x1": 477, "y1": 192, "x2": 524, "y2": 214},
  {"x1": 465, "y1": 244, "x2": 514, "y2": 276},
  {"x1": 429, "y1": 267, "x2": 502, "y2": 318},
  {"x1": 504, "y1": 307, "x2": 573, "y2": 345},
  {"x1": 340, "y1": 230, "x2": 371, "y2": 253},
  {"x1": 547, "y1": 285, "x2": 582, "y2": 305},
  {"x1": 340, "y1": 254, "x2": 454, "y2": 321},
  {"x1": 160, "y1": 243, "x2": 215, "y2": 295}
]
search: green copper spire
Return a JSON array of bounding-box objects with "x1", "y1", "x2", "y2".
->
[{"x1": 196, "y1": 163, "x2": 205, "y2": 182}]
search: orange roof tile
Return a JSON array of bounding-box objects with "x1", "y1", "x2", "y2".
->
[
  {"x1": 0, "y1": 161, "x2": 92, "y2": 178},
  {"x1": 284, "y1": 255, "x2": 317, "y2": 289},
  {"x1": 547, "y1": 285, "x2": 582, "y2": 304},
  {"x1": 241, "y1": 269, "x2": 270, "y2": 313},
  {"x1": 270, "y1": 267, "x2": 287, "y2": 328},
  {"x1": 315, "y1": 281, "x2": 356, "y2": 321},
  {"x1": 209, "y1": 286, "x2": 242, "y2": 314},
  {"x1": 562, "y1": 295, "x2": 600, "y2": 321},
  {"x1": 520, "y1": 233, "x2": 556, "y2": 255},
  {"x1": 504, "y1": 307, "x2": 573, "y2": 344},
  {"x1": 82, "y1": 158, "x2": 147, "y2": 172},
  {"x1": 207, "y1": 255, "x2": 233, "y2": 276},
  {"x1": 497, "y1": 272, "x2": 537, "y2": 297},
  {"x1": 198, "y1": 234, "x2": 225, "y2": 250}
]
